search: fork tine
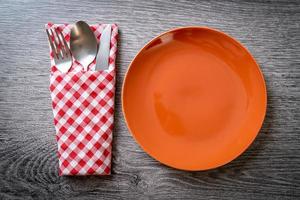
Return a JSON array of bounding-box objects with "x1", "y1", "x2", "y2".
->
[
  {"x1": 56, "y1": 29, "x2": 70, "y2": 58},
  {"x1": 55, "y1": 29, "x2": 65, "y2": 58},
  {"x1": 59, "y1": 31, "x2": 71, "y2": 57},
  {"x1": 46, "y1": 29, "x2": 58, "y2": 59},
  {"x1": 51, "y1": 28, "x2": 62, "y2": 58}
]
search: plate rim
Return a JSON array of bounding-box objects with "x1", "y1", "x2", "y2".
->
[{"x1": 121, "y1": 26, "x2": 267, "y2": 171}]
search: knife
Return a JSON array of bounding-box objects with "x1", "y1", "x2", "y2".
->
[{"x1": 94, "y1": 24, "x2": 112, "y2": 71}]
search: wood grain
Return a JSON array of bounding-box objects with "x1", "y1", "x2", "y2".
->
[{"x1": 0, "y1": 0, "x2": 299, "y2": 199}]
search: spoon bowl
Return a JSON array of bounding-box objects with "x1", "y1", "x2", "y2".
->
[{"x1": 70, "y1": 21, "x2": 97, "y2": 71}]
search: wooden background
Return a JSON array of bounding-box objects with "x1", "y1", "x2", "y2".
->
[{"x1": 0, "y1": 0, "x2": 299, "y2": 199}]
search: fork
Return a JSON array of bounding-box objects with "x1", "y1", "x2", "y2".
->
[{"x1": 46, "y1": 28, "x2": 72, "y2": 73}]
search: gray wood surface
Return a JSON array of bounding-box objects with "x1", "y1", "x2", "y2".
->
[{"x1": 0, "y1": 0, "x2": 299, "y2": 199}]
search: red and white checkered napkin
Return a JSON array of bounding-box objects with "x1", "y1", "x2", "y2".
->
[{"x1": 45, "y1": 23, "x2": 118, "y2": 175}]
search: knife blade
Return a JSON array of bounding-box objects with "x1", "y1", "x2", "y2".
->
[{"x1": 95, "y1": 24, "x2": 112, "y2": 71}]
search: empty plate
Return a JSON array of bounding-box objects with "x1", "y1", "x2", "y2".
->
[{"x1": 122, "y1": 27, "x2": 267, "y2": 170}]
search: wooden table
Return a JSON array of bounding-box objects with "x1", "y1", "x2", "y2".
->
[{"x1": 0, "y1": 0, "x2": 299, "y2": 199}]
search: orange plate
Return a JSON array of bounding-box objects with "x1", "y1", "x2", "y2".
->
[{"x1": 122, "y1": 27, "x2": 267, "y2": 170}]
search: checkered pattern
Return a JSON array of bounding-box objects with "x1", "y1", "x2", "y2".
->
[{"x1": 46, "y1": 23, "x2": 118, "y2": 175}]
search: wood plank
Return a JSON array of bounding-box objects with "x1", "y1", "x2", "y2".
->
[{"x1": 0, "y1": 0, "x2": 299, "y2": 199}]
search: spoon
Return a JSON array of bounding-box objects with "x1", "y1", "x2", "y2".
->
[{"x1": 70, "y1": 21, "x2": 97, "y2": 71}]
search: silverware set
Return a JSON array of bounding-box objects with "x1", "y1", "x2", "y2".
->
[{"x1": 46, "y1": 21, "x2": 111, "y2": 73}]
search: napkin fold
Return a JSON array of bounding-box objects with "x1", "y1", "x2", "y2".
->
[{"x1": 46, "y1": 23, "x2": 118, "y2": 175}]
